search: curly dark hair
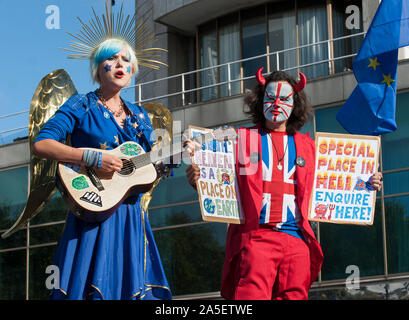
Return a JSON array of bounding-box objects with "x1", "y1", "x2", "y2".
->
[{"x1": 244, "y1": 70, "x2": 312, "y2": 135}]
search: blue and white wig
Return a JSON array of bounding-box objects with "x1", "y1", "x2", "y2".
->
[{"x1": 90, "y1": 38, "x2": 138, "y2": 84}]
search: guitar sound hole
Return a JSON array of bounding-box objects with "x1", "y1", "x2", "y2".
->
[{"x1": 118, "y1": 159, "x2": 135, "y2": 176}]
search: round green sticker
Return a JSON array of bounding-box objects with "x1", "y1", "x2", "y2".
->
[{"x1": 71, "y1": 175, "x2": 90, "y2": 190}]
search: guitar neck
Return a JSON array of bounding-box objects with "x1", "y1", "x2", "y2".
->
[
  {"x1": 130, "y1": 131, "x2": 219, "y2": 169},
  {"x1": 130, "y1": 144, "x2": 182, "y2": 169}
]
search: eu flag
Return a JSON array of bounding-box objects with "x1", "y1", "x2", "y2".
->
[{"x1": 336, "y1": 0, "x2": 409, "y2": 135}]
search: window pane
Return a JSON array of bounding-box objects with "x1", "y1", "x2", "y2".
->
[
  {"x1": 0, "y1": 228, "x2": 26, "y2": 250},
  {"x1": 0, "y1": 250, "x2": 26, "y2": 299},
  {"x1": 154, "y1": 222, "x2": 226, "y2": 296},
  {"x1": 149, "y1": 202, "x2": 201, "y2": 229},
  {"x1": 300, "y1": 118, "x2": 314, "y2": 137},
  {"x1": 234, "y1": 122, "x2": 255, "y2": 129},
  {"x1": 268, "y1": 1, "x2": 297, "y2": 76},
  {"x1": 385, "y1": 195, "x2": 409, "y2": 274},
  {"x1": 242, "y1": 5, "x2": 267, "y2": 90},
  {"x1": 149, "y1": 163, "x2": 199, "y2": 208},
  {"x1": 381, "y1": 92, "x2": 409, "y2": 171},
  {"x1": 315, "y1": 105, "x2": 348, "y2": 134},
  {"x1": 199, "y1": 21, "x2": 218, "y2": 101},
  {"x1": 30, "y1": 193, "x2": 68, "y2": 225},
  {"x1": 219, "y1": 13, "x2": 240, "y2": 98},
  {"x1": 298, "y1": 0, "x2": 329, "y2": 79},
  {"x1": 29, "y1": 223, "x2": 64, "y2": 246},
  {"x1": 383, "y1": 170, "x2": 409, "y2": 196},
  {"x1": 0, "y1": 166, "x2": 28, "y2": 231},
  {"x1": 319, "y1": 201, "x2": 384, "y2": 281}
]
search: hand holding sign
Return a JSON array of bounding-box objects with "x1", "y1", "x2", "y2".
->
[
  {"x1": 189, "y1": 126, "x2": 244, "y2": 224},
  {"x1": 309, "y1": 132, "x2": 381, "y2": 225},
  {"x1": 186, "y1": 163, "x2": 200, "y2": 189},
  {"x1": 369, "y1": 172, "x2": 383, "y2": 191}
]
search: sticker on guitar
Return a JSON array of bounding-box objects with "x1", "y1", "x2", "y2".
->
[
  {"x1": 71, "y1": 175, "x2": 90, "y2": 190},
  {"x1": 120, "y1": 143, "x2": 142, "y2": 156},
  {"x1": 80, "y1": 191, "x2": 102, "y2": 207}
]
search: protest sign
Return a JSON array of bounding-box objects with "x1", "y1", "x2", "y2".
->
[
  {"x1": 309, "y1": 132, "x2": 380, "y2": 225},
  {"x1": 189, "y1": 126, "x2": 244, "y2": 224}
]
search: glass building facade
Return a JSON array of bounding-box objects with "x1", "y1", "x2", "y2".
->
[
  {"x1": 1, "y1": 0, "x2": 409, "y2": 300},
  {"x1": 197, "y1": 0, "x2": 363, "y2": 102}
]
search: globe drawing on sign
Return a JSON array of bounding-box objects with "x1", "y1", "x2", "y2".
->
[{"x1": 203, "y1": 198, "x2": 215, "y2": 214}]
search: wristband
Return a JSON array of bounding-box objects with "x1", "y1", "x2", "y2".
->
[
  {"x1": 97, "y1": 152, "x2": 103, "y2": 169},
  {"x1": 82, "y1": 149, "x2": 102, "y2": 168}
]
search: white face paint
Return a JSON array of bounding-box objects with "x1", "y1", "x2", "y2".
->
[
  {"x1": 98, "y1": 47, "x2": 134, "y2": 89},
  {"x1": 263, "y1": 81, "x2": 294, "y2": 123}
]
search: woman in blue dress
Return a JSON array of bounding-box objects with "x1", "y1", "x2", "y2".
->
[{"x1": 32, "y1": 38, "x2": 174, "y2": 300}]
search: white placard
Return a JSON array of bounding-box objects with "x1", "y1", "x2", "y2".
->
[
  {"x1": 189, "y1": 126, "x2": 244, "y2": 224},
  {"x1": 309, "y1": 132, "x2": 380, "y2": 225}
]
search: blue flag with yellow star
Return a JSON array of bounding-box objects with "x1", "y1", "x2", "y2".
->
[{"x1": 336, "y1": 0, "x2": 409, "y2": 135}]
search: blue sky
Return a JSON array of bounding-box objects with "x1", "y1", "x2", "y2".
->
[{"x1": 0, "y1": 0, "x2": 135, "y2": 144}]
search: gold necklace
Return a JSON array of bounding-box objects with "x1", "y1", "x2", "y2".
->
[{"x1": 97, "y1": 88, "x2": 124, "y2": 117}]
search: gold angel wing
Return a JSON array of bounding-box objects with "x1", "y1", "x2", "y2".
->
[
  {"x1": 1, "y1": 69, "x2": 77, "y2": 238},
  {"x1": 140, "y1": 102, "x2": 173, "y2": 212}
]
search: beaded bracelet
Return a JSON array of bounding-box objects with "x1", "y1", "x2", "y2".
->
[{"x1": 82, "y1": 149, "x2": 102, "y2": 168}]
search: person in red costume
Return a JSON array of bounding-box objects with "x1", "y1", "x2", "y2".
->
[{"x1": 186, "y1": 68, "x2": 383, "y2": 300}]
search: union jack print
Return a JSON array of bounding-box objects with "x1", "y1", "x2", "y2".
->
[
  {"x1": 259, "y1": 131, "x2": 301, "y2": 230},
  {"x1": 354, "y1": 177, "x2": 373, "y2": 192}
]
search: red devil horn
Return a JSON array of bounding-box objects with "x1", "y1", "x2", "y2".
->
[
  {"x1": 256, "y1": 67, "x2": 266, "y2": 86},
  {"x1": 294, "y1": 72, "x2": 306, "y2": 92}
]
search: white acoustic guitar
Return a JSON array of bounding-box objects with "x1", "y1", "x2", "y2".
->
[{"x1": 56, "y1": 127, "x2": 237, "y2": 222}]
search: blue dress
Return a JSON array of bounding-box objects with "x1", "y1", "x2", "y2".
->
[{"x1": 35, "y1": 90, "x2": 172, "y2": 300}]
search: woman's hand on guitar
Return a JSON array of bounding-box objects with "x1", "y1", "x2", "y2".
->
[
  {"x1": 185, "y1": 164, "x2": 200, "y2": 190},
  {"x1": 82, "y1": 149, "x2": 122, "y2": 172},
  {"x1": 100, "y1": 153, "x2": 123, "y2": 173}
]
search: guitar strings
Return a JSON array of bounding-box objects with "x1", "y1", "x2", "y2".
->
[
  {"x1": 118, "y1": 153, "x2": 151, "y2": 171},
  {"x1": 118, "y1": 150, "x2": 177, "y2": 171}
]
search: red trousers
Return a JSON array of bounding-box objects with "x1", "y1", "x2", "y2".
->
[{"x1": 231, "y1": 228, "x2": 311, "y2": 300}]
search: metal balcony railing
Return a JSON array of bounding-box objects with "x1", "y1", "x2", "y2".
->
[
  {"x1": 0, "y1": 32, "x2": 365, "y2": 145},
  {"x1": 125, "y1": 31, "x2": 365, "y2": 106}
]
